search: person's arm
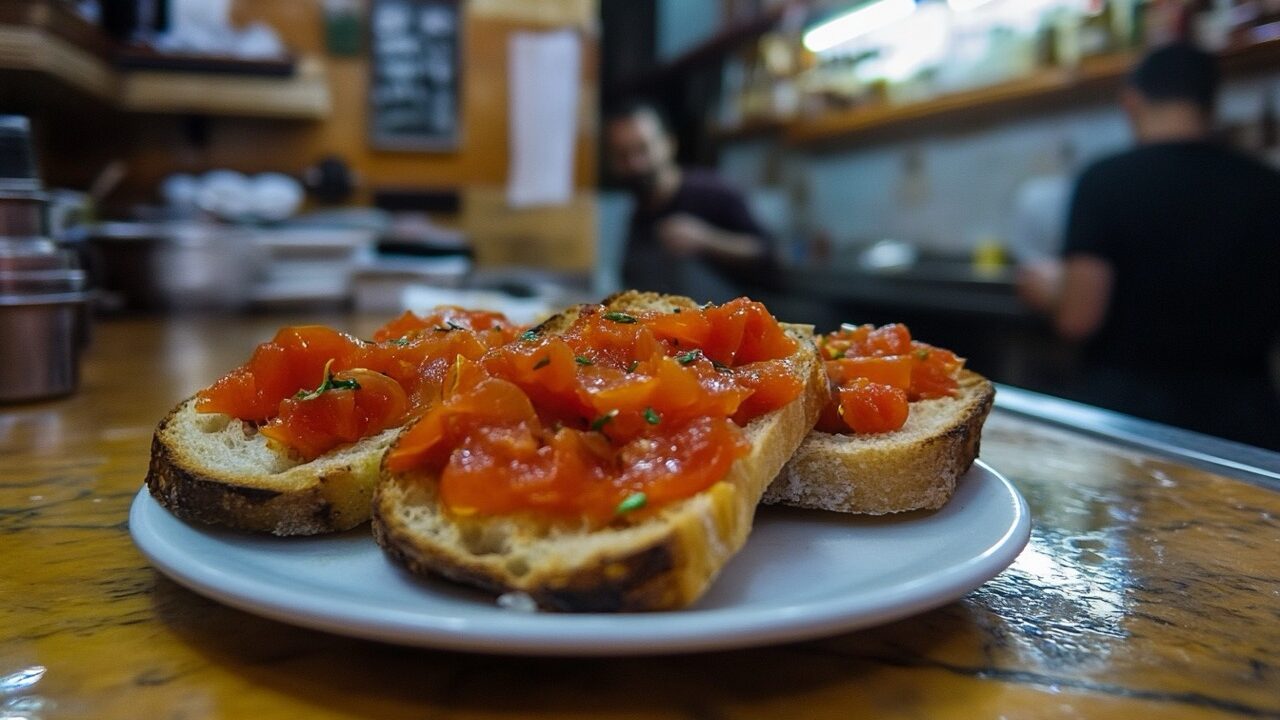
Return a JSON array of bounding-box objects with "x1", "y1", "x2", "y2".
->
[
  {"x1": 657, "y1": 213, "x2": 766, "y2": 263},
  {"x1": 1021, "y1": 163, "x2": 1118, "y2": 341},
  {"x1": 657, "y1": 178, "x2": 773, "y2": 268},
  {"x1": 1015, "y1": 259, "x2": 1062, "y2": 314},
  {"x1": 1015, "y1": 254, "x2": 1113, "y2": 339},
  {"x1": 1055, "y1": 254, "x2": 1114, "y2": 340}
]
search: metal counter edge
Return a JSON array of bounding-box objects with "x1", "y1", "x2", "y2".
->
[{"x1": 993, "y1": 384, "x2": 1280, "y2": 490}]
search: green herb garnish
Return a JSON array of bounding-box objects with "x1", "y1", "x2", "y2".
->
[
  {"x1": 643, "y1": 407, "x2": 661, "y2": 425},
  {"x1": 520, "y1": 329, "x2": 539, "y2": 342},
  {"x1": 533, "y1": 356, "x2": 551, "y2": 370},
  {"x1": 590, "y1": 409, "x2": 619, "y2": 432},
  {"x1": 626, "y1": 360, "x2": 640, "y2": 373},
  {"x1": 914, "y1": 348, "x2": 930, "y2": 361},
  {"x1": 603, "y1": 311, "x2": 637, "y2": 324},
  {"x1": 675, "y1": 349, "x2": 703, "y2": 365},
  {"x1": 575, "y1": 355, "x2": 594, "y2": 366},
  {"x1": 294, "y1": 359, "x2": 360, "y2": 400},
  {"x1": 616, "y1": 492, "x2": 647, "y2": 515},
  {"x1": 388, "y1": 336, "x2": 411, "y2": 346}
]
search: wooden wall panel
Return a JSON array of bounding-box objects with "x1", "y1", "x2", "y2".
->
[
  {"x1": 35, "y1": 2, "x2": 596, "y2": 214},
  {"x1": 112, "y1": 0, "x2": 598, "y2": 202},
  {"x1": 31, "y1": 0, "x2": 601, "y2": 271}
]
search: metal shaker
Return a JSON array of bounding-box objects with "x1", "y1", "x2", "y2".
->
[{"x1": 0, "y1": 116, "x2": 92, "y2": 402}]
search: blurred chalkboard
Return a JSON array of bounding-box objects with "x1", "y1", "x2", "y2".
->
[{"x1": 369, "y1": 0, "x2": 461, "y2": 151}]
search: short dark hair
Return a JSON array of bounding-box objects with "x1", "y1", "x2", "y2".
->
[
  {"x1": 603, "y1": 99, "x2": 669, "y2": 132},
  {"x1": 1130, "y1": 43, "x2": 1219, "y2": 114}
]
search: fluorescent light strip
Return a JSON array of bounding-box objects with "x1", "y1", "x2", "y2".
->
[
  {"x1": 947, "y1": 0, "x2": 997, "y2": 11},
  {"x1": 803, "y1": 0, "x2": 917, "y2": 53}
]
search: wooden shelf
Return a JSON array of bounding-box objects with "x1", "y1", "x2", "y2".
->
[
  {"x1": 0, "y1": 24, "x2": 116, "y2": 101},
  {"x1": 714, "y1": 37, "x2": 1280, "y2": 148},
  {"x1": 708, "y1": 115, "x2": 789, "y2": 142},
  {"x1": 121, "y1": 56, "x2": 329, "y2": 118},
  {"x1": 788, "y1": 53, "x2": 1132, "y2": 146},
  {"x1": 0, "y1": 20, "x2": 330, "y2": 119}
]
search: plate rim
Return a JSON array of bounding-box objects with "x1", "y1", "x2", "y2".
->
[{"x1": 129, "y1": 459, "x2": 1030, "y2": 655}]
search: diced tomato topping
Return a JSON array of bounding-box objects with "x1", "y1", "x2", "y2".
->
[
  {"x1": 831, "y1": 378, "x2": 910, "y2": 434},
  {"x1": 826, "y1": 355, "x2": 913, "y2": 390},
  {"x1": 194, "y1": 308, "x2": 517, "y2": 460},
  {"x1": 385, "y1": 298, "x2": 802, "y2": 523},
  {"x1": 815, "y1": 323, "x2": 964, "y2": 435},
  {"x1": 196, "y1": 326, "x2": 362, "y2": 423},
  {"x1": 260, "y1": 369, "x2": 409, "y2": 459},
  {"x1": 643, "y1": 297, "x2": 798, "y2": 365},
  {"x1": 908, "y1": 342, "x2": 964, "y2": 402},
  {"x1": 197, "y1": 298, "x2": 802, "y2": 520},
  {"x1": 371, "y1": 307, "x2": 516, "y2": 343}
]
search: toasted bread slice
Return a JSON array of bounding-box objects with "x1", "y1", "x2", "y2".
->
[
  {"x1": 146, "y1": 397, "x2": 399, "y2": 535},
  {"x1": 763, "y1": 370, "x2": 994, "y2": 515},
  {"x1": 372, "y1": 292, "x2": 828, "y2": 612}
]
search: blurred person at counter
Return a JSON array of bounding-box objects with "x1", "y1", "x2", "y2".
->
[
  {"x1": 1019, "y1": 43, "x2": 1280, "y2": 449},
  {"x1": 605, "y1": 101, "x2": 775, "y2": 300}
]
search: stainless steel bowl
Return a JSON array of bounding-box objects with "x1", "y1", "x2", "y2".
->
[
  {"x1": 0, "y1": 244, "x2": 91, "y2": 403},
  {"x1": 0, "y1": 292, "x2": 90, "y2": 402},
  {"x1": 88, "y1": 221, "x2": 261, "y2": 312}
]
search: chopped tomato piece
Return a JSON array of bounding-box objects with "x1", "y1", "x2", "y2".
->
[
  {"x1": 643, "y1": 309, "x2": 711, "y2": 349},
  {"x1": 730, "y1": 358, "x2": 806, "y2": 425},
  {"x1": 372, "y1": 307, "x2": 516, "y2": 342},
  {"x1": 826, "y1": 355, "x2": 912, "y2": 390},
  {"x1": 735, "y1": 302, "x2": 799, "y2": 364},
  {"x1": 833, "y1": 378, "x2": 910, "y2": 434},
  {"x1": 815, "y1": 394, "x2": 849, "y2": 433},
  {"x1": 814, "y1": 322, "x2": 965, "y2": 435},
  {"x1": 260, "y1": 369, "x2": 409, "y2": 460},
  {"x1": 908, "y1": 342, "x2": 963, "y2": 401}
]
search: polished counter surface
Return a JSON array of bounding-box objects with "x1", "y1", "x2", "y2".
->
[{"x1": 2, "y1": 316, "x2": 1278, "y2": 719}]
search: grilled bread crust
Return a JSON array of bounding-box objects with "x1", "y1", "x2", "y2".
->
[
  {"x1": 763, "y1": 371, "x2": 994, "y2": 515},
  {"x1": 146, "y1": 397, "x2": 398, "y2": 535}
]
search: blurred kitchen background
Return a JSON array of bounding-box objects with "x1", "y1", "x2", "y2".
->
[{"x1": 3, "y1": 0, "x2": 1279, "y2": 425}]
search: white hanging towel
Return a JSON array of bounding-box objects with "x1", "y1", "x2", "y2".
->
[{"x1": 506, "y1": 29, "x2": 581, "y2": 208}]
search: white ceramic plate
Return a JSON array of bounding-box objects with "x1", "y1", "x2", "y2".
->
[{"x1": 129, "y1": 460, "x2": 1029, "y2": 656}]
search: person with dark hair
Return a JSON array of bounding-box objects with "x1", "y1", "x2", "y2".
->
[
  {"x1": 604, "y1": 101, "x2": 774, "y2": 299},
  {"x1": 1018, "y1": 43, "x2": 1280, "y2": 449}
]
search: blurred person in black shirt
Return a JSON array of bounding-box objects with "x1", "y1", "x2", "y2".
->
[
  {"x1": 605, "y1": 102, "x2": 775, "y2": 300},
  {"x1": 1019, "y1": 44, "x2": 1280, "y2": 449}
]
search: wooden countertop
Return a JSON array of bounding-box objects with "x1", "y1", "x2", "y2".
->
[{"x1": 3, "y1": 316, "x2": 1279, "y2": 719}]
